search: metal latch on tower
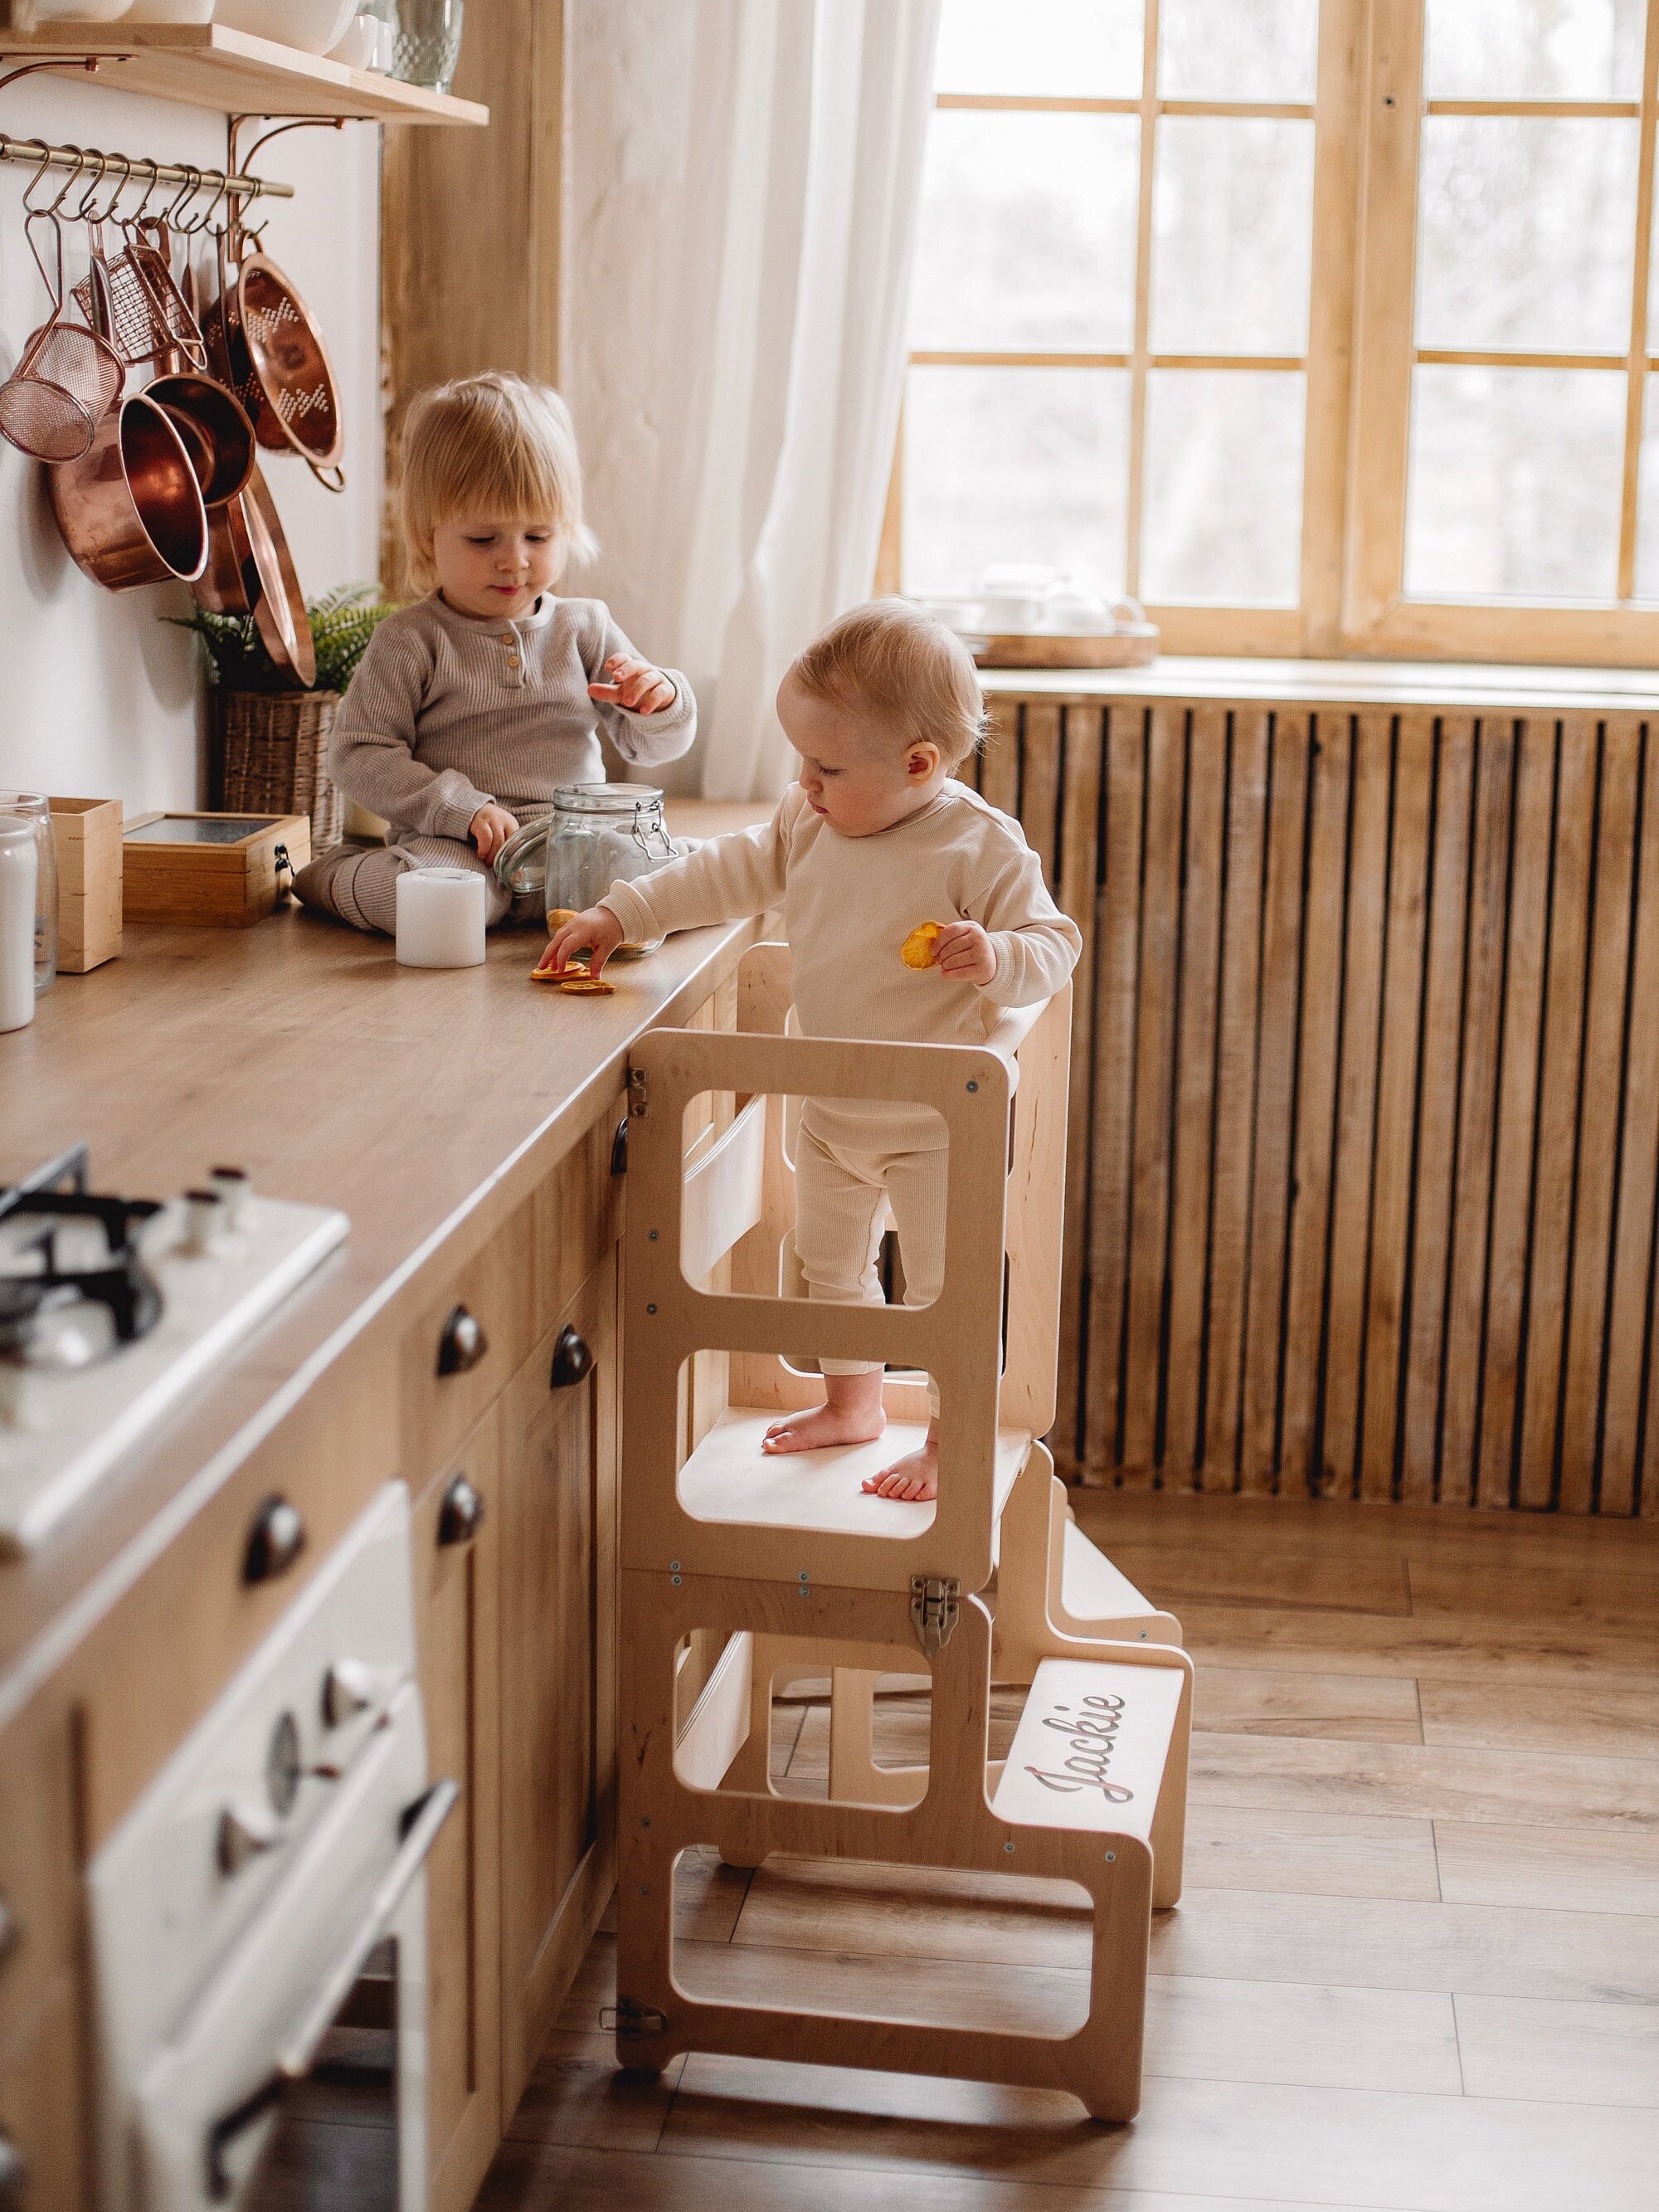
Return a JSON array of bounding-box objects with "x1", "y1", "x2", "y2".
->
[
  {"x1": 910, "y1": 1574, "x2": 961, "y2": 1654},
  {"x1": 627, "y1": 1065, "x2": 650, "y2": 1117},
  {"x1": 601, "y1": 1998, "x2": 669, "y2": 2037}
]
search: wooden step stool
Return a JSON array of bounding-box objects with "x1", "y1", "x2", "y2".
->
[{"x1": 612, "y1": 946, "x2": 1192, "y2": 2121}]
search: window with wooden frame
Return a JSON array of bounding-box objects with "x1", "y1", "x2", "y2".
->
[{"x1": 886, "y1": 0, "x2": 1659, "y2": 668}]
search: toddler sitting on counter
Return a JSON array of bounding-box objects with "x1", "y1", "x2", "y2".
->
[
  {"x1": 542, "y1": 600, "x2": 1081, "y2": 1502},
  {"x1": 294, "y1": 373, "x2": 695, "y2": 935}
]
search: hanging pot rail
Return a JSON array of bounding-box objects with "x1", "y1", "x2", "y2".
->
[{"x1": 0, "y1": 136, "x2": 293, "y2": 204}]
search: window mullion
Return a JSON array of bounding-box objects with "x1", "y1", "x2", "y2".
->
[
  {"x1": 1125, "y1": 0, "x2": 1162, "y2": 602},
  {"x1": 1340, "y1": 0, "x2": 1426, "y2": 646},
  {"x1": 1618, "y1": 0, "x2": 1659, "y2": 600}
]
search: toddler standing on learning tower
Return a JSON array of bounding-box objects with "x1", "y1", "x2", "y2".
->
[
  {"x1": 294, "y1": 373, "x2": 696, "y2": 935},
  {"x1": 542, "y1": 599, "x2": 1082, "y2": 1502}
]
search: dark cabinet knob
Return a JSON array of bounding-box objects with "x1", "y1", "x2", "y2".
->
[
  {"x1": 0, "y1": 2132, "x2": 25, "y2": 2204},
  {"x1": 549, "y1": 1324, "x2": 594, "y2": 1389},
  {"x1": 0, "y1": 1894, "x2": 14, "y2": 1969},
  {"x1": 611, "y1": 1114, "x2": 629, "y2": 1175},
  {"x1": 436, "y1": 1304, "x2": 488, "y2": 1377},
  {"x1": 243, "y1": 1494, "x2": 306, "y2": 1586},
  {"x1": 437, "y1": 1474, "x2": 486, "y2": 1547}
]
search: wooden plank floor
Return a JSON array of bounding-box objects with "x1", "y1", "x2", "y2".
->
[{"x1": 477, "y1": 1490, "x2": 1659, "y2": 2211}]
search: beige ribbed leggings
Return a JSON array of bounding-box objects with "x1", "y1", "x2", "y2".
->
[{"x1": 792, "y1": 1118, "x2": 947, "y2": 1413}]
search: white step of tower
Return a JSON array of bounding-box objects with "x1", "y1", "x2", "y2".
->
[
  {"x1": 1062, "y1": 1523, "x2": 1163, "y2": 1628},
  {"x1": 677, "y1": 1409, "x2": 1032, "y2": 1537},
  {"x1": 990, "y1": 1657, "x2": 1185, "y2": 1847}
]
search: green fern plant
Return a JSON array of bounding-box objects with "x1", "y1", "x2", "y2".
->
[{"x1": 167, "y1": 584, "x2": 400, "y2": 696}]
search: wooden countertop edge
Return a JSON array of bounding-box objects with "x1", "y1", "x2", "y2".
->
[{"x1": 0, "y1": 909, "x2": 768, "y2": 1731}]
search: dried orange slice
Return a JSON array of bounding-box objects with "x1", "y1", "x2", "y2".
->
[
  {"x1": 548, "y1": 909, "x2": 578, "y2": 928},
  {"x1": 533, "y1": 957, "x2": 591, "y2": 982},
  {"x1": 558, "y1": 976, "x2": 615, "y2": 996},
  {"x1": 901, "y1": 920, "x2": 943, "y2": 969}
]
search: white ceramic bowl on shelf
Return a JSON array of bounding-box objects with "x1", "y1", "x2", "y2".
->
[
  {"x1": 124, "y1": 0, "x2": 216, "y2": 20},
  {"x1": 216, "y1": 0, "x2": 356, "y2": 52},
  {"x1": 22, "y1": 2, "x2": 133, "y2": 22}
]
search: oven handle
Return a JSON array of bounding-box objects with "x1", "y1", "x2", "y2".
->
[{"x1": 200, "y1": 1778, "x2": 459, "y2": 2203}]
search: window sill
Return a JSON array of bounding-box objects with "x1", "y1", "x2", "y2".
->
[{"x1": 979, "y1": 655, "x2": 1659, "y2": 715}]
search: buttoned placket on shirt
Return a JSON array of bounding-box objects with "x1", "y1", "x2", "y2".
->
[{"x1": 500, "y1": 619, "x2": 526, "y2": 685}]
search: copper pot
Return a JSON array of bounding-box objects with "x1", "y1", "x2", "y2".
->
[
  {"x1": 146, "y1": 369, "x2": 256, "y2": 508},
  {"x1": 192, "y1": 460, "x2": 316, "y2": 687},
  {"x1": 49, "y1": 392, "x2": 208, "y2": 590}
]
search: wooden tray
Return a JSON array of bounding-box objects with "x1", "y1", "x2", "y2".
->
[
  {"x1": 122, "y1": 810, "x2": 310, "y2": 928},
  {"x1": 972, "y1": 626, "x2": 1159, "y2": 670}
]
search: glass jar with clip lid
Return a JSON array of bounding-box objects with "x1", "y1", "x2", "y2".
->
[{"x1": 492, "y1": 782, "x2": 680, "y2": 954}]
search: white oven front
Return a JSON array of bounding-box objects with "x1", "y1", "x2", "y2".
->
[{"x1": 89, "y1": 1483, "x2": 451, "y2": 2212}]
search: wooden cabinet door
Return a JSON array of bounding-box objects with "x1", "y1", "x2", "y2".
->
[
  {"x1": 0, "y1": 1976, "x2": 85, "y2": 2212},
  {"x1": 497, "y1": 1251, "x2": 619, "y2": 2114},
  {"x1": 412, "y1": 1415, "x2": 503, "y2": 2212}
]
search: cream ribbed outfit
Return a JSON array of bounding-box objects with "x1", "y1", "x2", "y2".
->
[
  {"x1": 295, "y1": 591, "x2": 696, "y2": 935},
  {"x1": 603, "y1": 780, "x2": 1082, "y2": 1389}
]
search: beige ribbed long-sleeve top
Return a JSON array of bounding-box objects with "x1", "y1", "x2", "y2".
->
[
  {"x1": 328, "y1": 592, "x2": 697, "y2": 842},
  {"x1": 602, "y1": 780, "x2": 1082, "y2": 1147}
]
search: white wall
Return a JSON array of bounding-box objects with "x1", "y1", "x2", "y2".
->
[{"x1": 0, "y1": 71, "x2": 382, "y2": 815}]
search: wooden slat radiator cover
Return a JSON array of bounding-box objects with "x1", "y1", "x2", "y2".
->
[{"x1": 971, "y1": 678, "x2": 1659, "y2": 1514}]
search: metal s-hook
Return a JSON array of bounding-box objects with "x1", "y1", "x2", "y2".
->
[
  {"x1": 92, "y1": 149, "x2": 136, "y2": 227},
  {"x1": 70, "y1": 146, "x2": 113, "y2": 224},
  {"x1": 18, "y1": 137, "x2": 55, "y2": 212}
]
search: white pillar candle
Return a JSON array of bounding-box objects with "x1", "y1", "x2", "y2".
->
[
  {"x1": 395, "y1": 866, "x2": 487, "y2": 969},
  {"x1": 0, "y1": 819, "x2": 37, "y2": 1033}
]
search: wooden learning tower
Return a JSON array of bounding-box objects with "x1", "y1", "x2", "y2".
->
[{"x1": 614, "y1": 944, "x2": 1193, "y2": 2121}]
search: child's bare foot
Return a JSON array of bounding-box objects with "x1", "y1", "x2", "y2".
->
[
  {"x1": 862, "y1": 1430, "x2": 939, "y2": 1502},
  {"x1": 762, "y1": 1373, "x2": 887, "y2": 1454},
  {"x1": 761, "y1": 1404, "x2": 885, "y2": 1454}
]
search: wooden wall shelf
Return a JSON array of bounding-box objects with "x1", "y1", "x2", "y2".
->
[{"x1": 0, "y1": 22, "x2": 489, "y2": 124}]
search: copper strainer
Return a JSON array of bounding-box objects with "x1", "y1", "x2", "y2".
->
[
  {"x1": 0, "y1": 202, "x2": 123, "y2": 465},
  {"x1": 206, "y1": 220, "x2": 346, "y2": 494}
]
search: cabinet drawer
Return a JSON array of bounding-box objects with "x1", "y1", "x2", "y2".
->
[
  {"x1": 0, "y1": 1706, "x2": 75, "y2": 2061},
  {"x1": 0, "y1": 1974, "x2": 85, "y2": 2212},
  {"x1": 401, "y1": 1203, "x2": 536, "y2": 1488},
  {"x1": 529, "y1": 1095, "x2": 626, "y2": 1337},
  {"x1": 411, "y1": 1425, "x2": 503, "y2": 2212},
  {"x1": 73, "y1": 1333, "x2": 400, "y2": 1853}
]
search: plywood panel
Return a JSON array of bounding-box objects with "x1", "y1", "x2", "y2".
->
[
  {"x1": 1084, "y1": 708, "x2": 1146, "y2": 1479},
  {"x1": 1559, "y1": 716, "x2": 1642, "y2": 1512},
  {"x1": 1360, "y1": 709, "x2": 1434, "y2": 1501},
  {"x1": 1052, "y1": 708, "x2": 1103, "y2": 1474},
  {"x1": 1517, "y1": 714, "x2": 1599, "y2": 1509},
  {"x1": 1399, "y1": 716, "x2": 1477, "y2": 1503},
  {"x1": 1165, "y1": 707, "x2": 1228, "y2": 1478},
  {"x1": 1239, "y1": 713, "x2": 1311, "y2": 1493},
  {"x1": 1202, "y1": 709, "x2": 1271, "y2": 1486},
  {"x1": 1280, "y1": 713, "x2": 1352, "y2": 1491},
  {"x1": 1121, "y1": 704, "x2": 1187, "y2": 1476},
  {"x1": 1478, "y1": 717, "x2": 1557, "y2": 1508},
  {"x1": 1438, "y1": 720, "x2": 1516, "y2": 1508},
  {"x1": 1605, "y1": 726, "x2": 1659, "y2": 1515},
  {"x1": 1322, "y1": 713, "x2": 1394, "y2": 1496}
]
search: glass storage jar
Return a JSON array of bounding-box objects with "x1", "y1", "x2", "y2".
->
[
  {"x1": 494, "y1": 783, "x2": 679, "y2": 953},
  {"x1": 0, "y1": 792, "x2": 56, "y2": 993}
]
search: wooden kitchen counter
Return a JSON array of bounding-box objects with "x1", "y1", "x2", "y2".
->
[{"x1": 0, "y1": 801, "x2": 770, "y2": 1720}]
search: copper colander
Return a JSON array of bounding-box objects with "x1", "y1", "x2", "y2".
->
[{"x1": 207, "y1": 224, "x2": 345, "y2": 493}]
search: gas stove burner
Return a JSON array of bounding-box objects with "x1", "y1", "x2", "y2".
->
[
  {"x1": 0, "y1": 1141, "x2": 349, "y2": 1554},
  {"x1": 0, "y1": 1141, "x2": 166, "y2": 1372}
]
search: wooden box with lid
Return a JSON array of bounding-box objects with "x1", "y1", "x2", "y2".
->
[{"x1": 121, "y1": 811, "x2": 311, "y2": 928}]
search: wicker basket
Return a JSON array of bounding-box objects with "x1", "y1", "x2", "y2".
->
[{"x1": 212, "y1": 689, "x2": 343, "y2": 850}]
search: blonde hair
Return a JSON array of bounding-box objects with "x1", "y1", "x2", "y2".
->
[
  {"x1": 790, "y1": 599, "x2": 985, "y2": 767},
  {"x1": 400, "y1": 373, "x2": 599, "y2": 592}
]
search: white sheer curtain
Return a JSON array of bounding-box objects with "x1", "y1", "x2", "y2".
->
[{"x1": 565, "y1": 0, "x2": 941, "y2": 800}]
